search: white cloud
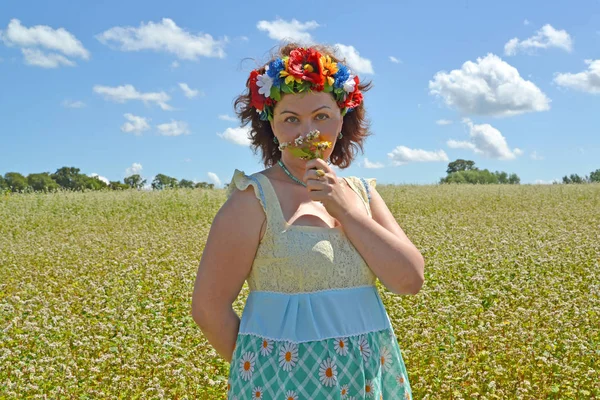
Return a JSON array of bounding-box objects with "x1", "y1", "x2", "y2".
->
[
  {"x1": 157, "y1": 120, "x2": 190, "y2": 136},
  {"x1": 447, "y1": 118, "x2": 522, "y2": 160},
  {"x1": 387, "y1": 146, "x2": 449, "y2": 166},
  {"x1": 256, "y1": 18, "x2": 319, "y2": 43},
  {"x1": 436, "y1": 119, "x2": 453, "y2": 125},
  {"x1": 554, "y1": 59, "x2": 600, "y2": 94},
  {"x1": 363, "y1": 158, "x2": 384, "y2": 169},
  {"x1": 121, "y1": 113, "x2": 150, "y2": 135},
  {"x1": 125, "y1": 162, "x2": 143, "y2": 176},
  {"x1": 171, "y1": 60, "x2": 179, "y2": 69},
  {"x1": 96, "y1": 18, "x2": 226, "y2": 60},
  {"x1": 0, "y1": 19, "x2": 90, "y2": 67},
  {"x1": 238, "y1": 36, "x2": 249, "y2": 42},
  {"x1": 524, "y1": 19, "x2": 530, "y2": 26},
  {"x1": 178, "y1": 82, "x2": 200, "y2": 98},
  {"x1": 530, "y1": 151, "x2": 544, "y2": 160},
  {"x1": 389, "y1": 56, "x2": 401, "y2": 64},
  {"x1": 93, "y1": 84, "x2": 172, "y2": 110},
  {"x1": 504, "y1": 24, "x2": 573, "y2": 56},
  {"x1": 447, "y1": 139, "x2": 477, "y2": 151},
  {"x1": 207, "y1": 172, "x2": 222, "y2": 187},
  {"x1": 218, "y1": 114, "x2": 238, "y2": 122},
  {"x1": 90, "y1": 173, "x2": 109, "y2": 185},
  {"x1": 429, "y1": 53, "x2": 550, "y2": 117},
  {"x1": 334, "y1": 44, "x2": 374, "y2": 75},
  {"x1": 62, "y1": 99, "x2": 86, "y2": 108},
  {"x1": 21, "y1": 48, "x2": 75, "y2": 68},
  {"x1": 217, "y1": 126, "x2": 251, "y2": 146}
]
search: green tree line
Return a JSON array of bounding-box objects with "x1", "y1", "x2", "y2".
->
[
  {"x1": 440, "y1": 159, "x2": 600, "y2": 185},
  {"x1": 0, "y1": 167, "x2": 216, "y2": 193}
]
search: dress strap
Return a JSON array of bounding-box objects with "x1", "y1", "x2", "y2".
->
[{"x1": 252, "y1": 173, "x2": 287, "y2": 231}]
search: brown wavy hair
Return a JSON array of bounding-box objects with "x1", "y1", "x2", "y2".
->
[{"x1": 233, "y1": 42, "x2": 373, "y2": 169}]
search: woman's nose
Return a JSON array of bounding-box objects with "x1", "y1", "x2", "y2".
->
[{"x1": 301, "y1": 121, "x2": 316, "y2": 134}]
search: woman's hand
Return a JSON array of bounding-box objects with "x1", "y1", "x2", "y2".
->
[{"x1": 302, "y1": 158, "x2": 364, "y2": 222}]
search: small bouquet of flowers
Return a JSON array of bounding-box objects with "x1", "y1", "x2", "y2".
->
[{"x1": 278, "y1": 130, "x2": 332, "y2": 160}]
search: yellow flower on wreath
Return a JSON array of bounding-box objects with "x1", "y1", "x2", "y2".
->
[{"x1": 320, "y1": 55, "x2": 339, "y2": 87}]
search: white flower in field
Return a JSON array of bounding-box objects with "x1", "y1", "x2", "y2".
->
[
  {"x1": 379, "y1": 345, "x2": 392, "y2": 372},
  {"x1": 318, "y1": 357, "x2": 338, "y2": 387},
  {"x1": 334, "y1": 337, "x2": 349, "y2": 356},
  {"x1": 252, "y1": 386, "x2": 264, "y2": 399},
  {"x1": 358, "y1": 335, "x2": 371, "y2": 362},
  {"x1": 284, "y1": 390, "x2": 298, "y2": 400},
  {"x1": 259, "y1": 338, "x2": 273, "y2": 357},
  {"x1": 278, "y1": 342, "x2": 298, "y2": 372},
  {"x1": 239, "y1": 351, "x2": 256, "y2": 381}
]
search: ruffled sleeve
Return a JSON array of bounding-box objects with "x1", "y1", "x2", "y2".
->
[
  {"x1": 226, "y1": 169, "x2": 267, "y2": 212},
  {"x1": 365, "y1": 178, "x2": 376, "y2": 190}
]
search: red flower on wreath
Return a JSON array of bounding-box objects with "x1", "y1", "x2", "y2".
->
[
  {"x1": 249, "y1": 70, "x2": 266, "y2": 110},
  {"x1": 339, "y1": 76, "x2": 363, "y2": 109},
  {"x1": 287, "y1": 48, "x2": 325, "y2": 89}
]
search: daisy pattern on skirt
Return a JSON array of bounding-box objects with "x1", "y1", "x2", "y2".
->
[
  {"x1": 396, "y1": 373, "x2": 406, "y2": 386},
  {"x1": 379, "y1": 346, "x2": 392, "y2": 372},
  {"x1": 259, "y1": 338, "x2": 273, "y2": 357},
  {"x1": 364, "y1": 379, "x2": 374, "y2": 397},
  {"x1": 358, "y1": 335, "x2": 372, "y2": 362},
  {"x1": 278, "y1": 342, "x2": 299, "y2": 372},
  {"x1": 252, "y1": 386, "x2": 263, "y2": 399},
  {"x1": 340, "y1": 383, "x2": 350, "y2": 398},
  {"x1": 239, "y1": 352, "x2": 257, "y2": 381},
  {"x1": 318, "y1": 357, "x2": 338, "y2": 387},
  {"x1": 334, "y1": 337, "x2": 349, "y2": 356},
  {"x1": 284, "y1": 390, "x2": 298, "y2": 400},
  {"x1": 404, "y1": 391, "x2": 411, "y2": 399}
]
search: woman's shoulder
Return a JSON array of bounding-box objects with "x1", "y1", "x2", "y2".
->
[
  {"x1": 343, "y1": 175, "x2": 377, "y2": 204},
  {"x1": 226, "y1": 168, "x2": 269, "y2": 211},
  {"x1": 343, "y1": 175, "x2": 377, "y2": 190}
]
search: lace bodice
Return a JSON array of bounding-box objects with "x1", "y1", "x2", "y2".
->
[{"x1": 226, "y1": 169, "x2": 378, "y2": 293}]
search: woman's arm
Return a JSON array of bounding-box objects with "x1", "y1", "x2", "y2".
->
[
  {"x1": 190, "y1": 186, "x2": 265, "y2": 362},
  {"x1": 339, "y1": 182, "x2": 425, "y2": 295}
]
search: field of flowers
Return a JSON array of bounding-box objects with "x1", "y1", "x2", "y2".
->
[{"x1": 1, "y1": 183, "x2": 598, "y2": 399}]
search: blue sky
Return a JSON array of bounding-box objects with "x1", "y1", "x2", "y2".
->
[{"x1": 1, "y1": 0, "x2": 599, "y2": 186}]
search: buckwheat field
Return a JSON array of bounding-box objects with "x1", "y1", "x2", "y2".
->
[{"x1": 1, "y1": 183, "x2": 599, "y2": 399}]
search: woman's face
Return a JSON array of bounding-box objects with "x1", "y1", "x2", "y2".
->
[{"x1": 270, "y1": 91, "x2": 343, "y2": 161}]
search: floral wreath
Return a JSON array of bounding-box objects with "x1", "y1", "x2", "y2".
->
[{"x1": 248, "y1": 47, "x2": 364, "y2": 122}]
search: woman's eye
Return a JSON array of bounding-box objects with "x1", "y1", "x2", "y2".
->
[
  {"x1": 316, "y1": 113, "x2": 329, "y2": 120},
  {"x1": 285, "y1": 116, "x2": 299, "y2": 123}
]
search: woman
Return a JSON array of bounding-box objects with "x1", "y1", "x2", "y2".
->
[{"x1": 191, "y1": 42, "x2": 424, "y2": 399}]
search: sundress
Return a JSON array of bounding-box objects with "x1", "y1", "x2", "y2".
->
[{"x1": 225, "y1": 169, "x2": 414, "y2": 400}]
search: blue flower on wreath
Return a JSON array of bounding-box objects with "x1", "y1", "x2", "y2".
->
[
  {"x1": 333, "y1": 64, "x2": 350, "y2": 89},
  {"x1": 267, "y1": 59, "x2": 285, "y2": 87}
]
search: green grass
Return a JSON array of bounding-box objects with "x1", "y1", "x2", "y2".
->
[{"x1": 1, "y1": 184, "x2": 599, "y2": 399}]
